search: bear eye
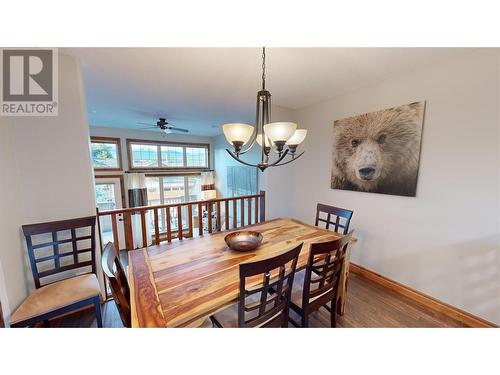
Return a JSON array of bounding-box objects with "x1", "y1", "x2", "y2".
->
[
  {"x1": 351, "y1": 139, "x2": 360, "y2": 148},
  {"x1": 377, "y1": 134, "x2": 387, "y2": 144}
]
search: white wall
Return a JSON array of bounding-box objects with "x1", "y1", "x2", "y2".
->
[
  {"x1": 0, "y1": 53, "x2": 99, "y2": 318},
  {"x1": 281, "y1": 49, "x2": 500, "y2": 324},
  {"x1": 213, "y1": 104, "x2": 298, "y2": 218}
]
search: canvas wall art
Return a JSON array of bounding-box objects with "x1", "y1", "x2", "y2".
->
[{"x1": 331, "y1": 101, "x2": 425, "y2": 197}]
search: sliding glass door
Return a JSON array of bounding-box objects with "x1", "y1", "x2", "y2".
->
[{"x1": 146, "y1": 174, "x2": 201, "y2": 234}]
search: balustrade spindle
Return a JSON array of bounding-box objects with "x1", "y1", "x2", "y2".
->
[
  {"x1": 254, "y1": 196, "x2": 259, "y2": 225},
  {"x1": 187, "y1": 204, "x2": 193, "y2": 238},
  {"x1": 240, "y1": 198, "x2": 245, "y2": 227},
  {"x1": 198, "y1": 203, "x2": 203, "y2": 236},
  {"x1": 247, "y1": 198, "x2": 252, "y2": 226},
  {"x1": 140, "y1": 211, "x2": 147, "y2": 247},
  {"x1": 225, "y1": 200, "x2": 230, "y2": 230},
  {"x1": 153, "y1": 208, "x2": 160, "y2": 245},
  {"x1": 216, "y1": 201, "x2": 221, "y2": 232},
  {"x1": 177, "y1": 206, "x2": 183, "y2": 240},
  {"x1": 232, "y1": 199, "x2": 237, "y2": 228},
  {"x1": 208, "y1": 201, "x2": 213, "y2": 234},
  {"x1": 166, "y1": 207, "x2": 172, "y2": 243}
]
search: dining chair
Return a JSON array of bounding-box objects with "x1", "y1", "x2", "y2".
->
[
  {"x1": 10, "y1": 216, "x2": 102, "y2": 328},
  {"x1": 0, "y1": 299, "x2": 4, "y2": 328},
  {"x1": 210, "y1": 243, "x2": 303, "y2": 328},
  {"x1": 315, "y1": 203, "x2": 353, "y2": 234},
  {"x1": 101, "y1": 242, "x2": 131, "y2": 328},
  {"x1": 289, "y1": 232, "x2": 353, "y2": 328}
]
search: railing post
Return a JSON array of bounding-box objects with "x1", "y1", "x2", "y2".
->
[
  {"x1": 111, "y1": 213, "x2": 119, "y2": 250},
  {"x1": 259, "y1": 190, "x2": 266, "y2": 223},
  {"x1": 124, "y1": 211, "x2": 133, "y2": 250}
]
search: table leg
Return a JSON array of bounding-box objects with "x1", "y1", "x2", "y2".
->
[{"x1": 336, "y1": 247, "x2": 350, "y2": 315}]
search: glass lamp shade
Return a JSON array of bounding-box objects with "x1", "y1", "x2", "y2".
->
[
  {"x1": 222, "y1": 123, "x2": 254, "y2": 145},
  {"x1": 263, "y1": 122, "x2": 297, "y2": 143},
  {"x1": 286, "y1": 129, "x2": 308, "y2": 146},
  {"x1": 256, "y1": 134, "x2": 273, "y2": 147}
]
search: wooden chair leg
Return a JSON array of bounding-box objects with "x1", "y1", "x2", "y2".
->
[
  {"x1": 331, "y1": 310, "x2": 337, "y2": 328},
  {"x1": 209, "y1": 315, "x2": 223, "y2": 328},
  {"x1": 94, "y1": 297, "x2": 103, "y2": 328},
  {"x1": 302, "y1": 313, "x2": 309, "y2": 328},
  {"x1": 330, "y1": 298, "x2": 337, "y2": 327}
]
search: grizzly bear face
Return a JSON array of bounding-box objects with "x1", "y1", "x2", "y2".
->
[{"x1": 332, "y1": 102, "x2": 425, "y2": 196}]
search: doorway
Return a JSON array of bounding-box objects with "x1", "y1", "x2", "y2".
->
[{"x1": 94, "y1": 175, "x2": 126, "y2": 250}]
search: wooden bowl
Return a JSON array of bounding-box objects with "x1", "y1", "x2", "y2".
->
[{"x1": 224, "y1": 231, "x2": 263, "y2": 252}]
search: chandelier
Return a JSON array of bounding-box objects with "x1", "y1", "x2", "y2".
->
[{"x1": 222, "y1": 48, "x2": 307, "y2": 171}]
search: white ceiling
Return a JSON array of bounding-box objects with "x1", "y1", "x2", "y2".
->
[{"x1": 63, "y1": 47, "x2": 473, "y2": 137}]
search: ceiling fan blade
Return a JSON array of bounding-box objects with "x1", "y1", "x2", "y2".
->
[
  {"x1": 139, "y1": 126, "x2": 160, "y2": 129},
  {"x1": 169, "y1": 127, "x2": 189, "y2": 133},
  {"x1": 137, "y1": 122, "x2": 155, "y2": 126}
]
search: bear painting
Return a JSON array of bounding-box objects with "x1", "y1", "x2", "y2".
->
[{"x1": 331, "y1": 101, "x2": 425, "y2": 197}]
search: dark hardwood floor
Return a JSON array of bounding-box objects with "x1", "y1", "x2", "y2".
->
[{"x1": 46, "y1": 273, "x2": 466, "y2": 328}]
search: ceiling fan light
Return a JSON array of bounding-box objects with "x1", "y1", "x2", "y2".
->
[
  {"x1": 264, "y1": 122, "x2": 297, "y2": 143},
  {"x1": 286, "y1": 129, "x2": 307, "y2": 146},
  {"x1": 222, "y1": 123, "x2": 254, "y2": 145}
]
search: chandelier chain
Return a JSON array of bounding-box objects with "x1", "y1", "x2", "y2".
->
[{"x1": 262, "y1": 47, "x2": 266, "y2": 90}]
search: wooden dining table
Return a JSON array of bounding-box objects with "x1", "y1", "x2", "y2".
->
[{"x1": 128, "y1": 217, "x2": 353, "y2": 327}]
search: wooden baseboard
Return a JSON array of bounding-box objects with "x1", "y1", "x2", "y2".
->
[{"x1": 349, "y1": 263, "x2": 497, "y2": 328}]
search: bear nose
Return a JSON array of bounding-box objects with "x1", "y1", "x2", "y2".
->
[{"x1": 358, "y1": 167, "x2": 376, "y2": 179}]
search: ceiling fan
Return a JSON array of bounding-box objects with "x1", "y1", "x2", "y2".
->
[{"x1": 137, "y1": 117, "x2": 189, "y2": 134}]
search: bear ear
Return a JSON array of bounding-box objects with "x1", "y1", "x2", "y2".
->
[{"x1": 397, "y1": 101, "x2": 423, "y2": 115}]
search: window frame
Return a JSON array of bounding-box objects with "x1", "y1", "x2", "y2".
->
[
  {"x1": 90, "y1": 136, "x2": 123, "y2": 171},
  {"x1": 126, "y1": 138, "x2": 210, "y2": 171}
]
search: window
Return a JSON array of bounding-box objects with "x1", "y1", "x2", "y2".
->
[
  {"x1": 186, "y1": 147, "x2": 207, "y2": 167},
  {"x1": 146, "y1": 174, "x2": 202, "y2": 232},
  {"x1": 90, "y1": 137, "x2": 122, "y2": 170},
  {"x1": 131, "y1": 144, "x2": 158, "y2": 168},
  {"x1": 227, "y1": 166, "x2": 257, "y2": 196},
  {"x1": 127, "y1": 139, "x2": 209, "y2": 170},
  {"x1": 161, "y1": 146, "x2": 184, "y2": 167}
]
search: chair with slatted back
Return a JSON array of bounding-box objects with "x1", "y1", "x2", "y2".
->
[
  {"x1": 210, "y1": 243, "x2": 303, "y2": 328},
  {"x1": 289, "y1": 232, "x2": 353, "y2": 328},
  {"x1": 101, "y1": 242, "x2": 131, "y2": 328},
  {"x1": 315, "y1": 203, "x2": 353, "y2": 234},
  {"x1": 0, "y1": 299, "x2": 5, "y2": 328},
  {"x1": 10, "y1": 216, "x2": 102, "y2": 328}
]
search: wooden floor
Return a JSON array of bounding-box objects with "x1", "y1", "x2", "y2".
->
[{"x1": 47, "y1": 272, "x2": 466, "y2": 328}]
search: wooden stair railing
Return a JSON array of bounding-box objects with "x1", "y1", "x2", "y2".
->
[{"x1": 96, "y1": 191, "x2": 266, "y2": 252}]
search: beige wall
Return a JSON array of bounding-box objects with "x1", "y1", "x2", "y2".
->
[
  {"x1": 0, "y1": 121, "x2": 27, "y2": 322},
  {"x1": 0, "y1": 53, "x2": 98, "y2": 322},
  {"x1": 275, "y1": 49, "x2": 500, "y2": 324}
]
